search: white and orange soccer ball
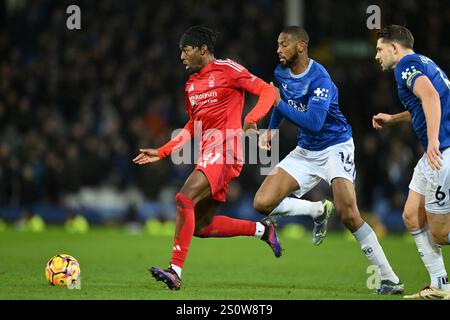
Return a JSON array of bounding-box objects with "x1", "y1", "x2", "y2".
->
[{"x1": 45, "y1": 254, "x2": 81, "y2": 287}]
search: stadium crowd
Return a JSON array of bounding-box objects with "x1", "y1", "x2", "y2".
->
[{"x1": 1, "y1": 0, "x2": 450, "y2": 231}]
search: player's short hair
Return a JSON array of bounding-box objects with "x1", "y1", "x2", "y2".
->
[
  {"x1": 377, "y1": 25, "x2": 414, "y2": 49},
  {"x1": 281, "y1": 26, "x2": 309, "y2": 44},
  {"x1": 179, "y1": 25, "x2": 220, "y2": 53}
]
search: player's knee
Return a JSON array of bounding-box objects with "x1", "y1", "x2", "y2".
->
[
  {"x1": 401, "y1": 211, "x2": 411, "y2": 228},
  {"x1": 175, "y1": 192, "x2": 195, "y2": 209},
  {"x1": 178, "y1": 178, "x2": 209, "y2": 204},
  {"x1": 402, "y1": 209, "x2": 418, "y2": 231},
  {"x1": 253, "y1": 194, "x2": 275, "y2": 214}
]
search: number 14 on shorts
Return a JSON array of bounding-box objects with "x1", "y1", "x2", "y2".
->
[{"x1": 339, "y1": 151, "x2": 354, "y2": 173}]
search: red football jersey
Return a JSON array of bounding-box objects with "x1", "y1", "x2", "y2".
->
[{"x1": 185, "y1": 58, "x2": 264, "y2": 160}]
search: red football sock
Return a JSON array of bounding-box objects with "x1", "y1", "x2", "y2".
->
[
  {"x1": 171, "y1": 193, "x2": 195, "y2": 268},
  {"x1": 197, "y1": 215, "x2": 256, "y2": 238}
]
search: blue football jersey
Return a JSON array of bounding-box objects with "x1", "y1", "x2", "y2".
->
[
  {"x1": 269, "y1": 59, "x2": 352, "y2": 151},
  {"x1": 394, "y1": 53, "x2": 450, "y2": 151}
]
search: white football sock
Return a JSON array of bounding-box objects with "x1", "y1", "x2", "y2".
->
[
  {"x1": 411, "y1": 226, "x2": 449, "y2": 290},
  {"x1": 170, "y1": 264, "x2": 182, "y2": 278},
  {"x1": 255, "y1": 222, "x2": 265, "y2": 238},
  {"x1": 270, "y1": 197, "x2": 324, "y2": 219},
  {"x1": 353, "y1": 222, "x2": 400, "y2": 283}
]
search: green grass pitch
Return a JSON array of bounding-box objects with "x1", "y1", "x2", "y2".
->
[{"x1": 0, "y1": 226, "x2": 447, "y2": 300}]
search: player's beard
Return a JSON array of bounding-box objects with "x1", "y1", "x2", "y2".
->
[
  {"x1": 186, "y1": 57, "x2": 203, "y2": 74},
  {"x1": 380, "y1": 53, "x2": 396, "y2": 71},
  {"x1": 281, "y1": 51, "x2": 299, "y2": 68},
  {"x1": 184, "y1": 59, "x2": 202, "y2": 74},
  {"x1": 385, "y1": 60, "x2": 396, "y2": 71},
  {"x1": 187, "y1": 66, "x2": 200, "y2": 74},
  {"x1": 380, "y1": 61, "x2": 394, "y2": 72}
]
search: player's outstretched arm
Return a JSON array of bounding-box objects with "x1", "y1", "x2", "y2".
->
[
  {"x1": 372, "y1": 111, "x2": 411, "y2": 130},
  {"x1": 133, "y1": 148, "x2": 161, "y2": 165},
  {"x1": 133, "y1": 119, "x2": 194, "y2": 165}
]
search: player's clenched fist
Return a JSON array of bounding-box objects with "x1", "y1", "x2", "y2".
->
[
  {"x1": 372, "y1": 113, "x2": 393, "y2": 130},
  {"x1": 243, "y1": 120, "x2": 259, "y2": 135},
  {"x1": 133, "y1": 148, "x2": 161, "y2": 165},
  {"x1": 258, "y1": 130, "x2": 272, "y2": 151}
]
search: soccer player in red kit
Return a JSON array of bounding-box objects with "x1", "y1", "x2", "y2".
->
[{"x1": 133, "y1": 25, "x2": 280, "y2": 290}]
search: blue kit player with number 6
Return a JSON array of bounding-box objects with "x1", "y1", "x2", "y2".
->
[
  {"x1": 374, "y1": 25, "x2": 450, "y2": 299},
  {"x1": 253, "y1": 26, "x2": 403, "y2": 294}
]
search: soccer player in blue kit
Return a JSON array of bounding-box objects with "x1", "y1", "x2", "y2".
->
[
  {"x1": 373, "y1": 25, "x2": 450, "y2": 299},
  {"x1": 253, "y1": 26, "x2": 403, "y2": 294}
]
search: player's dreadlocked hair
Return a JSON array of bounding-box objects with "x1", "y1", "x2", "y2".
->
[
  {"x1": 282, "y1": 26, "x2": 310, "y2": 45},
  {"x1": 179, "y1": 25, "x2": 220, "y2": 53},
  {"x1": 377, "y1": 25, "x2": 414, "y2": 49}
]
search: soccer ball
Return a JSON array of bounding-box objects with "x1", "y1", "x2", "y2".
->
[{"x1": 45, "y1": 254, "x2": 80, "y2": 286}]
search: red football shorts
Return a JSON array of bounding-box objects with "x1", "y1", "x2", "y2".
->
[{"x1": 195, "y1": 152, "x2": 243, "y2": 202}]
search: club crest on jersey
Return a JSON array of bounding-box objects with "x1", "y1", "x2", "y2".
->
[
  {"x1": 302, "y1": 85, "x2": 309, "y2": 95},
  {"x1": 208, "y1": 74, "x2": 215, "y2": 88}
]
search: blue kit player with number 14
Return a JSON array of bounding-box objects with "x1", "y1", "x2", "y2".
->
[
  {"x1": 253, "y1": 26, "x2": 403, "y2": 294},
  {"x1": 374, "y1": 25, "x2": 450, "y2": 299}
]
